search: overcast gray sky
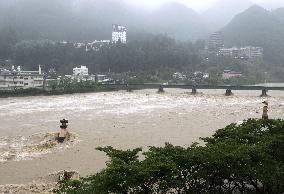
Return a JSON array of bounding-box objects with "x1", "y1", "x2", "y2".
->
[{"x1": 124, "y1": 0, "x2": 284, "y2": 12}]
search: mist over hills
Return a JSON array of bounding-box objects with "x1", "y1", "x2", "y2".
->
[
  {"x1": 0, "y1": 0, "x2": 273, "y2": 42},
  {"x1": 203, "y1": 0, "x2": 253, "y2": 30},
  {"x1": 0, "y1": 0, "x2": 284, "y2": 58},
  {"x1": 222, "y1": 5, "x2": 284, "y2": 64},
  {"x1": 0, "y1": 0, "x2": 284, "y2": 82},
  {"x1": 146, "y1": 2, "x2": 210, "y2": 40},
  {"x1": 0, "y1": 0, "x2": 208, "y2": 41}
]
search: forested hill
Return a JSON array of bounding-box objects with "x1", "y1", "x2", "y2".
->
[
  {"x1": 0, "y1": 0, "x2": 209, "y2": 42},
  {"x1": 222, "y1": 5, "x2": 284, "y2": 64}
]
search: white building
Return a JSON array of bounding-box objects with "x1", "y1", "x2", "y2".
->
[
  {"x1": 73, "y1": 66, "x2": 89, "y2": 77},
  {"x1": 248, "y1": 47, "x2": 263, "y2": 58},
  {"x1": 219, "y1": 46, "x2": 263, "y2": 59},
  {"x1": 172, "y1": 72, "x2": 187, "y2": 81},
  {"x1": 203, "y1": 73, "x2": 210, "y2": 79},
  {"x1": 0, "y1": 65, "x2": 44, "y2": 90},
  {"x1": 112, "y1": 24, "x2": 127, "y2": 44}
]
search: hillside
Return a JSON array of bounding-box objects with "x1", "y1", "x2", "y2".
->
[
  {"x1": 0, "y1": 0, "x2": 209, "y2": 42},
  {"x1": 147, "y1": 2, "x2": 210, "y2": 40},
  {"x1": 222, "y1": 5, "x2": 284, "y2": 64}
]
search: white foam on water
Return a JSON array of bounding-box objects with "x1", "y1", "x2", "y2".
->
[
  {"x1": 15, "y1": 151, "x2": 51, "y2": 161},
  {"x1": 1, "y1": 92, "x2": 281, "y2": 118},
  {"x1": 0, "y1": 133, "x2": 78, "y2": 163}
]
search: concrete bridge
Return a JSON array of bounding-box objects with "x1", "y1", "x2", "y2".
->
[{"x1": 104, "y1": 83, "x2": 284, "y2": 97}]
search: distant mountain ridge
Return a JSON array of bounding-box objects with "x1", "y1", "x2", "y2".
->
[
  {"x1": 222, "y1": 5, "x2": 284, "y2": 64},
  {"x1": 0, "y1": 0, "x2": 283, "y2": 44},
  {"x1": 146, "y1": 2, "x2": 210, "y2": 40},
  {"x1": 202, "y1": 0, "x2": 253, "y2": 30},
  {"x1": 0, "y1": 0, "x2": 209, "y2": 41}
]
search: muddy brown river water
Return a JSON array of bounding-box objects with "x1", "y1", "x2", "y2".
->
[{"x1": 0, "y1": 89, "x2": 284, "y2": 186}]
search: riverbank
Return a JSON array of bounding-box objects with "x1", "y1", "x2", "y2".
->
[{"x1": 0, "y1": 86, "x2": 117, "y2": 98}]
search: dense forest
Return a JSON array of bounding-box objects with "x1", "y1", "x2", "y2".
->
[{"x1": 1, "y1": 32, "x2": 279, "y2": 83}]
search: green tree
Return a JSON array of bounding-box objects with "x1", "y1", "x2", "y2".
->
[{"x1": 56, "y1": 119, "x2": 284, "y2": 194}]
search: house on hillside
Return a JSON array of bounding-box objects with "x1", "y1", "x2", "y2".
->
[{"x1": 222, "y1": 70, "x2": 243, "y2": 79}]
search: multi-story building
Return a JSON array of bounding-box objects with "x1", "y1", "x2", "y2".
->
[
  {"x1": 248, "y1": 46, "x2": 263, "y2": 58},
  {"x1": 112, "y1": 24, "x2": 127, "y2": 44},
  {"x1": 0, "y1": 65, "x2": 44, "y2": 90},
  {"x1": 172, "y1": 72, "x2": 187, "y2": 81},
  {"x1": 73, "y1": 66, "x2": 89, "y2": 77},
  {"x1": 219, "y1": 46, "x2": 263, "y2": 59},
  {"x1": 207, "y1": 31, "x2": 224, "y2": 52}
]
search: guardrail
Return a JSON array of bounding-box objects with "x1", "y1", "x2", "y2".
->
[{"x1": 102, "y1": 83, "x2": 284, "y2": 96}]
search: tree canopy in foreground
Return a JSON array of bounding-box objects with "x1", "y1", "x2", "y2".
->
[{"x1": 55, "y1": 119, "x2": 284, "y2": 194}]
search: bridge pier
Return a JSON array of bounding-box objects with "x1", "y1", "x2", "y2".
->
[
  {"x1": 158, "y1": 85, "x2": 164, "y2": 93},
  {"x1": 225, "y1": 89, "x2": 233, "y2": 96},
  {"x1": 191, "y1": 86, "x2": 197, "y2": 95},
  {"x1": 261, "y1": 88, "x2": 268, "y2": 97},
  {"x1": 126, "y1": 84, "x2": 132, "y2": 92}
]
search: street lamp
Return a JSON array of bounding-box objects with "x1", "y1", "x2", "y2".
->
[{"x1": 264, "y1": 72, "x2": 267, "y2": 86}]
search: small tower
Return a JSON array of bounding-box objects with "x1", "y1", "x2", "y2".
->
[{"x1": 39, "y1": 65, "x2": 42, "y2": 75}]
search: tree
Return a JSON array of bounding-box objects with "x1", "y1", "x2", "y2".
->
[{"x1": 56, "y1": 119, "x2": 284, "y2": 194}]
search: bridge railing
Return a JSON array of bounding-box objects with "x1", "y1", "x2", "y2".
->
[{"x1": 103, "y1": 83, "x2": 284, "y2": 91}]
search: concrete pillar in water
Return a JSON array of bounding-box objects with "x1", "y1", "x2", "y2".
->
[
  {"x1": 225, "y1": 89, "x2": 233, "y2": 96},
  {"x1": 192, "y1": 86, "x2": 197, "y2": 95},
  {"x1": 158, "y1": 85, "x2": 164, "y2": 93},
  {"x1": 126, "y1": 84, "x2": 132, "y2": 92},
  {"x1": 261, "y1": 88, "x2": 268, "y2": 97}
]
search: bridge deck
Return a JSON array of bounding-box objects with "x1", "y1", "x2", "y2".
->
[{"x1": 105, "y1": 84, "x2": 284, "y2": 91}]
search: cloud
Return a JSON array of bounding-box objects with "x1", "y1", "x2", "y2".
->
[
  {"x1": 124, "y1": 0, "x2": 218, "y2": 11},
  {"x1": 124, "y1": 0, "x2": 284, "y2": 12},
  {"x1": 252, "y1": 0, "x2": 284, "y2": 9}
]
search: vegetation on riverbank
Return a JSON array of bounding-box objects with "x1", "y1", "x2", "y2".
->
[
  {"x1": 55, "y1": 119, "x2": 284, "y2": 194},
  {"x1": 0, "y1": 80, "x2": 115, "y2": 98}
]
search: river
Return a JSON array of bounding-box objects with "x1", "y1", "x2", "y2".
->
[{"x1": 0, "y1": 88, "x2": 284, "y2": 185}]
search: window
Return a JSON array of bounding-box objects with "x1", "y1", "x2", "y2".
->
[
  {"x1": 20, "y1": 77, "x2": 23, "y2": 79},
  {"x1": 24, "y1": 83, "x2": 28, "y2": 86},
  {"x1": 20, "y1": 82, "x2": 23, "y2": 84},
  {"x1": 14, "y1": 82, "x2": 17, "y2": 84},
  {"x1": 24, "y1": 77, "x2": 28, "y2": 80}
]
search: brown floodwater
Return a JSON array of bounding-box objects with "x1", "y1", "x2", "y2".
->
[{"x1": 0, "y1": 89, "x2": 283, "y2": 184}]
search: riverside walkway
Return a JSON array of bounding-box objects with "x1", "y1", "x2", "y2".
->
[{"x1": 105, "y1": 83, "x2": 284, "y2": 96}]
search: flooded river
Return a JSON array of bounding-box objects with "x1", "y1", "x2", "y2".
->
[{"x1": 0, "y1": 89, "x2": 284, "y2": 185}]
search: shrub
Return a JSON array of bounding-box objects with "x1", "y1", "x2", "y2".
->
[{"x1": 55, "y1": 119, "x2": 284, "y2": 194}]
